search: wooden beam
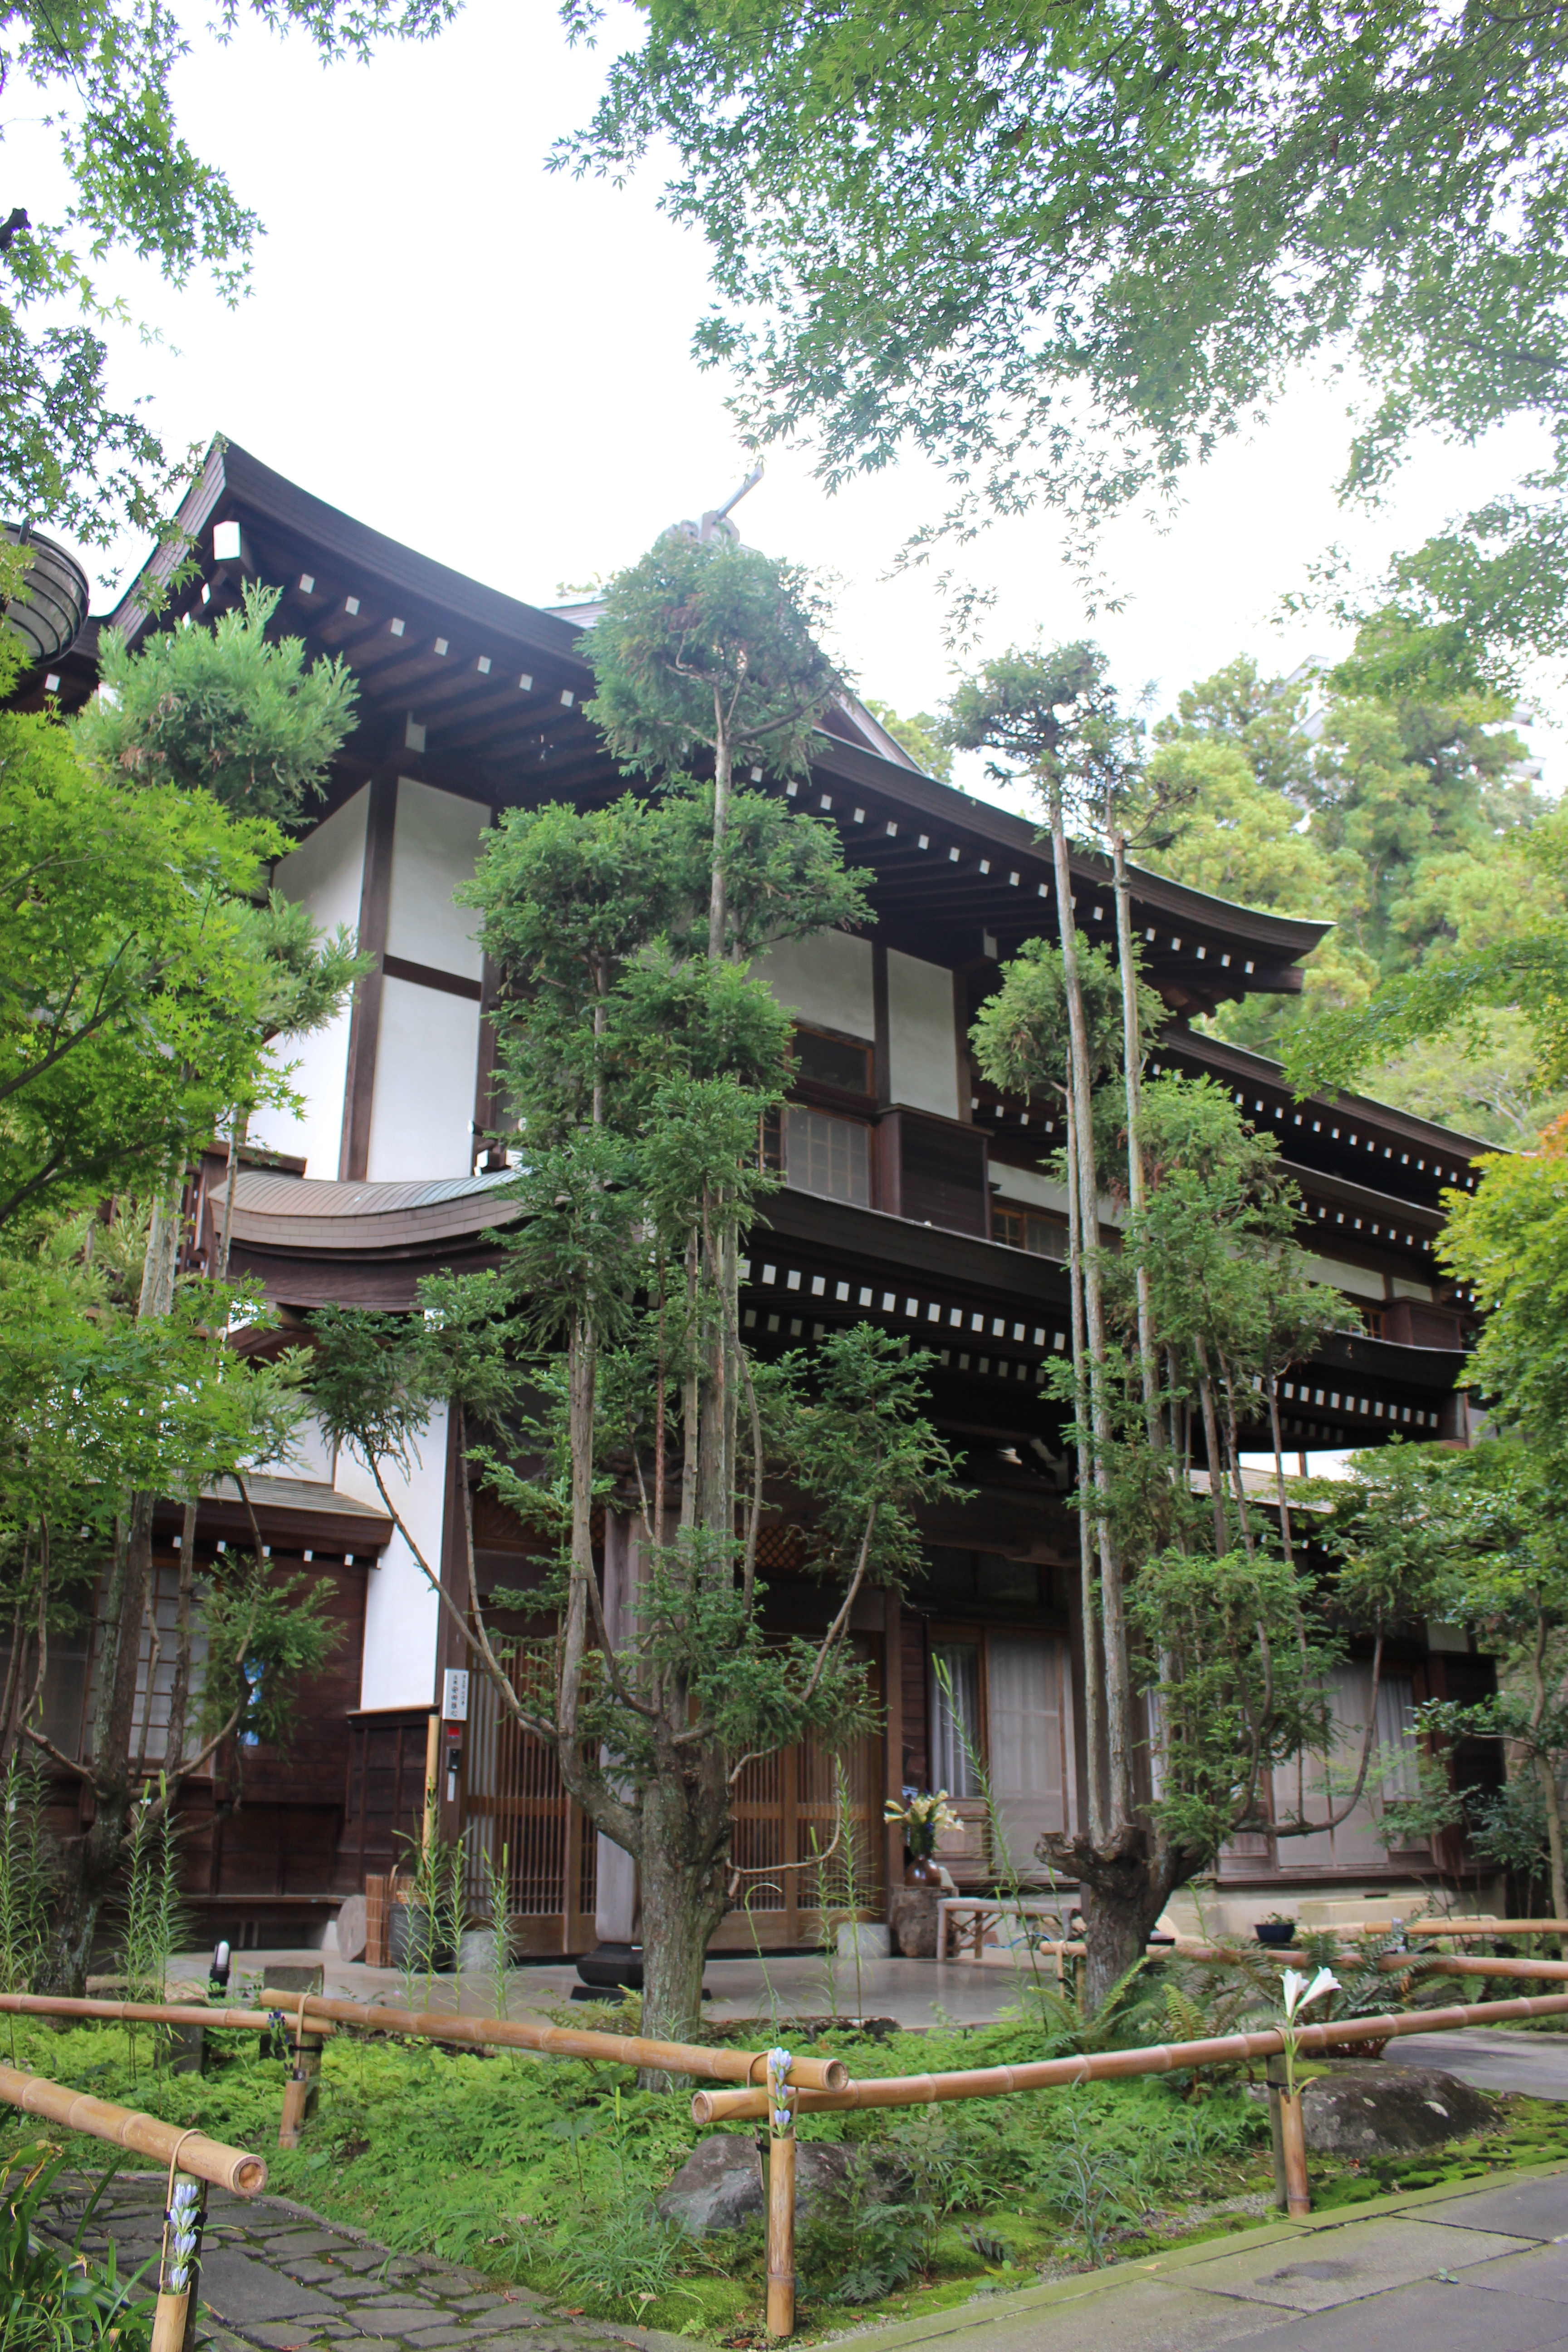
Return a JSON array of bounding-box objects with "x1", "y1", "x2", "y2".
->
[{"x1": 338, "y1": 774, "x2": 398, "y2": 1181}]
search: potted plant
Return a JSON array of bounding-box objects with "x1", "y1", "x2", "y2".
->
[
  {"x1": 1255, "y1": 1911, "x2": 1298, "y2": 1948},
  {"x1": 884, "y1": 1789, "x2": 962, "y2": 1885}
]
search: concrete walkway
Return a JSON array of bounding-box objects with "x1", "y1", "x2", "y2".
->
[
  {"x1": 39, "y1": 2171, "x2": 679, "y2": 2352},
  {"x1": 857, "y1": 2167, "x2": 1568, "y2": 2352}
]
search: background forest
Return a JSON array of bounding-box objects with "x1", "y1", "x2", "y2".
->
[{"x1": 1133, "y1": 649, "x2": 1560, "y2": 1144}]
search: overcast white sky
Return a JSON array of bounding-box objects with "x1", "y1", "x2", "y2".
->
[{"x1": 12, "y1": 0, "x2": 1565, "y2": 798}]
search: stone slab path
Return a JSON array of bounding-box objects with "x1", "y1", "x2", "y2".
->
[
  {"x1": 855, "y1": 2166, "x2": 1568, "y2": 2352},
  {"x1": 37, "y1": 2173, "x2": 681, "y2": 2352}
]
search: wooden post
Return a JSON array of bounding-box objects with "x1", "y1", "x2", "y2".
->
[
  {"x1": 765, "y1": 2046, "x2": 796, "y2": 2340},
  {"x1": 151, "y1": 2173, "x2": 207, "y2": 2352},
  {"x1": 1265, "y1": 2054, "x2": 1289, "y2": 2211},
  {"x1": 1279, "y1": 2085, "x2": 1311, "y2": 2218}
]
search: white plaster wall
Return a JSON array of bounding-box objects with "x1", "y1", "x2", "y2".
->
[
  {"x1": 991, "y1": 1162, "x2": 1069, "y2": 1213},
  {"x1": 753, "y1": 930, "x2": 874, "y2": 1039},
  {"x1": 990, "y1": 1158, "x2": 1123, "y2": 1226},
  {"x1": 386, "y1": 777, "x2": 489, "y2": 978},
  {"x1": 1303, "y1": 1253, "x2": 1388, "y2": 1303},
  {"x1": 273, "y1": 1410, "x2": 337, "y2": 1485},
  {"x1": 365, "y1": 977, "x2": 482, "y2": 1181},
  {"x1": 252, "y1": 787, "x2": 369, "y2": 1177},
  {"x1": 338, "y1": 1403, "x2": 448, "y2": 1711},
  {"x1": 887, "y1": 949, "x2": 959, "y2": 1118}
]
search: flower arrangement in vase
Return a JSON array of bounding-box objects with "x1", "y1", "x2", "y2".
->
[{"x1": 884, "y1": 1788, "x2": 962, "y2": 1884}]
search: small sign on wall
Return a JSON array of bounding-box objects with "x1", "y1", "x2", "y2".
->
[{"x1": 441, "y1": 1668, "x2": 470, "y2": 1723}]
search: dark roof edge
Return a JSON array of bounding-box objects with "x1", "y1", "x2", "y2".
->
[
  {"x1": 1167, "y1": 1028, "x2": 1500, "y2": 1160},
  {"x1": 110, "y1": 438, "x2": 590, "y2": 668},
  {"x1": 805, "y1": 735, "x2": 1333, "y2": 959}
]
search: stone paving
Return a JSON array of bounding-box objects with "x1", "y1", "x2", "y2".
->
[
  {"x1": 37, "y1": 2172, "x2": 676, "y2": 2352},
  {"x1": 858, "y1": 2166, "x2": 1568, "y2": 2352}
]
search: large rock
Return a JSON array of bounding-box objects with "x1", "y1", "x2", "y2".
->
[
  {"x1": 1301, "y1": 2067, "x2": 1495, "y2": 2156},
  {"x1": 656, "y1": 2134, "x2": 907, "y2": 2239}
]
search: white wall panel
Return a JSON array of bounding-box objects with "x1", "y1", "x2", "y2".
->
[
  {"x1": 340, "y1": 1405, "x2": 448, "y2": 1712},
  {"x1": 754, "y1": 930, "x2": 874, "y2": 1039},
  {"x1": 254, "y1": 786, "x2": 369, "y2": 1177},
  {"x1": 887, "y1": 948, "x2": 959, "y2": 1118},
  {"x1": 386, "y1": 777, "x2": 489, "y2": 978},
  {"x1": 365, "y1": 976, "x2": 480, "y2": 1181}
]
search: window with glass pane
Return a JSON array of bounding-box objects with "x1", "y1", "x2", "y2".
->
[
  {"x1": 783, "y1": 1105, "x2": 870, "y2": 1205},
  {"x1": 929, "y1": 1642, "x2": 981, "y2": 1798}
]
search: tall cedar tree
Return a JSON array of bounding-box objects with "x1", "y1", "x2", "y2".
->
[
  {"x1": 955, "y1": 643, "x2": 1381, "y2": 2002},
  {"x1": 309, "y1": 539, "x2": 963, "y2": 2053}
]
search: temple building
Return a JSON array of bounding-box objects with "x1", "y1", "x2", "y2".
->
[{"x1": 11, "y1": 442, "x2": 1502, "y2": 1954}]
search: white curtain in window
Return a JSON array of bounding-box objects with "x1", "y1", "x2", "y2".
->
[
  {"x1": 1270, "y1": 1665, "x2": 1420, "y2": 1869},
  {"x1": 986, "y1": 1633, "x2": 1070, "y2": 1871},
  {"x1": 929, "y1": 1642, "x2": 980, "y2": 1798}
]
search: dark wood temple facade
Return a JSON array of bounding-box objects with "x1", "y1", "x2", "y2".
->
[{"x1": 12, "y1": 441, "x2": 1501, "y2": 1946}]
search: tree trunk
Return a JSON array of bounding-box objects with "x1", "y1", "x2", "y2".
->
[
  {"x1": 41, "y1": 1174, "x2": 184, "y2": 1991},
  {"x1": 1077, "y1": 1847, "x2": 1180, "y2": 2013},
  {"x1": 1045, "y1": 787, "x2": 1132, "y2": 1835},
  {"x1": 162, "y1": 1499, "x2": 200, "y2": 1776},
  {"x1": 1110, "y1": 831, "x2": 1160, "y2": 1448},
  {"x1": 637, "y1": 1765, "x2": 731, "y2": 2068},
  {"x1": 1063, "y1": 1092, "x2": 1105, "y2": 1848},
  {"x1": 708, "y1": 695, "x2": 732, "y2": 959}
]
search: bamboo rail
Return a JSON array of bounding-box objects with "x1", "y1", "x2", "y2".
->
[
  {"x1": 1180, "y1": 1944, "x2": 1568, "y2": 1985},
  {"x1": 280, "y1": 1994, "x2": 850, "y2": 2090},
  {"x1": 0, "y1": 1992, "x2": 333, "y2": 2034},
  {"x1": 0, "y1": 2061, "x2": 266, "y2": 2193},
  {"x1": 689, "y1": 1986, "x2": 1568, "y2": 2124},
  {"x1": 1409, "y1": 1919, "x2": 1568, "y2": 1937}
]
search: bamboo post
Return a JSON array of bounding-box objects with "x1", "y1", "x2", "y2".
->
[
  {"x1": 1278, "y1": 2085, "x2": 1311, "y2": 2218},
  {"x1": 277, "y1": 1993, "x2": 321, "y2": 2149},
  {"x1": 423, "y1": 1711, "x2": 441, "y2": 1847},
  {"x1": 765, "y1": 2045, "x2": 796, "y2": 2340},
  {"x1": 151, "y1": 2171, "x2": 207, "y2": 2352},
  {"x1": 1264, "y1": 2054, "x2": 1289, "y2": 2212}
]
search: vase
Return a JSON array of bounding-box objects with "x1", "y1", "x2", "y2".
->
[{"x1": 904, "y1": 1854, "x2": 940, "y2": 1886}]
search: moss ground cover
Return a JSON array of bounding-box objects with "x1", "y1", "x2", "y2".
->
[{"x1": 5, "y1": 2008, "x2": 1568, "y2": 2343}]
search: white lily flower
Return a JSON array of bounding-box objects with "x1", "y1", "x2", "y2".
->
[{"x1": 1279, "y1": 1965, "x2": 1339, "y2": 2020}]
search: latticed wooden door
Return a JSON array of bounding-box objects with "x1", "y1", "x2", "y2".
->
[{"x1": 462, "y1": 1638, "x2": 595, "y2": 1953}]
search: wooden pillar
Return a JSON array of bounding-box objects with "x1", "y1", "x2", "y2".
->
[
  {"x1": 882, "y1": 1591, "x2": 905, "y2": 1912},
  {"x1": 338, "y1": 772, "x2": 398, "y2": 1182},
  {"x1": 436, "y1": 1406, "x2": 470, "y2": 1845}
]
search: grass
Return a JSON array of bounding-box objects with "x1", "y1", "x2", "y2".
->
[{"x1": 5, "y1": 2007, "x2": 1568, "y2": 2343}]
